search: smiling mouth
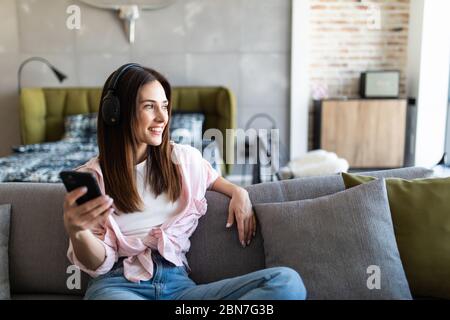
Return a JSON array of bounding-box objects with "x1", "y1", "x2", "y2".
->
[{"x1": 149, "y1": 127, "x2": 164, "y2": 135}]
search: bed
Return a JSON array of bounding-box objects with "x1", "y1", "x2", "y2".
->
[
  {"x1": 0, "y1": 86, "x2": 236, "y2": 182},
  {"x1": 0, "y1": 137, "x2": 98, "y2": 182}
]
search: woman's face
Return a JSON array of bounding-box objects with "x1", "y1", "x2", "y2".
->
[{"x1": 135, "y1": 80, "x2": 169, "y2": 146}]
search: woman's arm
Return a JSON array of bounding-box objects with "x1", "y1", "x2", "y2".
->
[
  {"x1": 64, "y1": 187, "x2": 113, "y2": 270},
  {"x1": 210, "y1": 176, "x2": 256, "y2": 248},
  {"x1": 69, "y1": 229, "x2": 106, "y2": 271}
]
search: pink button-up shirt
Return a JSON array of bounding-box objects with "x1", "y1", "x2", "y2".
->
[{"x1": 67, "y1": 143, "x2": 220, "y2": 283}]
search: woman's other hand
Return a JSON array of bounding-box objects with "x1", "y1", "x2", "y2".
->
[{"x1": 226, "y1": 187, "x2": 256, "y2": 248}]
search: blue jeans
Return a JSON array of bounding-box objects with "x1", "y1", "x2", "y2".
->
[{"x1": 84, "y1": 252, "x2": 307, "y2": 300}]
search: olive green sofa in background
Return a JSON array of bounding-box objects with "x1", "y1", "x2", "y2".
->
[{"x1": 19, "y1": 87, "x2": 236, "y2": 174}]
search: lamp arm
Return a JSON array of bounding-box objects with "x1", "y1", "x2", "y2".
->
[{"x1": 18, "y1": 57, "x2": 66, "y2": 93}]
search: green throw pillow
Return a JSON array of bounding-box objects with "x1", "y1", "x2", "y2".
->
[{"x1": 342, "y1": 172, "x2": 450, "y2": 299}]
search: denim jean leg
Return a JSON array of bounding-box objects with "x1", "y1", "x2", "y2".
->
[
  {"x1": 172, "y1": 267, "x2": 307, "y2": 300},
  {"x1": 84, "y1": 258, "x2": 154, "y2": 300},
  {"x1": 151, "y1": 252, "x2": 197, "y2": 300}
]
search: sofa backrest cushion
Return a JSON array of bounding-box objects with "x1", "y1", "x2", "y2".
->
[
  {"x1": 187, "y1": 191, "x2": 266, "y2": 284},
  {"x1": 246, "y1": 166, "x2": 434, "y2": 205},
  {"x1": 0, "y1": 183, "x2": 89, "y2": 296},
  {"x1": 354, "y1": 166, "x2": 434, "y2": 180}
]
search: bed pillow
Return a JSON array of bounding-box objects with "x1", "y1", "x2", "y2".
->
[
  {"x1": 170, "y1": 112, "x2": 205, "y2": 146},
  {"x1": 63, "y1": 113, "x2": 98, "y2": 141},
  {"x1": 0, "y1": 204, "x2": 11, "y2": 300},
  {"x1": 342, "y1": 172, "x2": 450, "y2": 299},
  {"x1": 254, "y1": 179, "x2": 412, "y2": 300}
]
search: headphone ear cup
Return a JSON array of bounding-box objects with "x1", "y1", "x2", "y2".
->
[{"x1": 102, "y1": 91, "x2": 120, "y2": 126}]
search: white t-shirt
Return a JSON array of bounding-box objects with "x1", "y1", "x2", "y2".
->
[{"x1": 113, "y1": 159, "x2": 181, "y2": 239}]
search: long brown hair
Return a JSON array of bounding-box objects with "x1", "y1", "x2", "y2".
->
[{"x1": 97, "y1": 65, "x2": 182, "y2": 213}]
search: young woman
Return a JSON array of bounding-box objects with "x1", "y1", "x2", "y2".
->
[{"x1": 63, "y1": 63, "x2": 306, "y2": 300}]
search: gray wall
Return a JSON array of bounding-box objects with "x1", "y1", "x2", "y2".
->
[{"x1": 0, "y1": 0, "x2": 291, "y2": 158}]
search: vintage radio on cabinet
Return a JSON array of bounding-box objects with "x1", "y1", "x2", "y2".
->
[{"x1": 360, "y1": 71, "x2": 400, "y2": 98}]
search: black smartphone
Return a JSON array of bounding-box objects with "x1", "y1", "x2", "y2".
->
[{"x1": 59, "y1": 171, "x2": 102, "y2": 205}]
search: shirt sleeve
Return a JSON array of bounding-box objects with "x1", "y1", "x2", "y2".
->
[
  {"x1": 176, "y1": 144, "x2": 221, "y2": 197},
  {"x1": 201, "y1": 157, "x2": 220, "y2": 191}
]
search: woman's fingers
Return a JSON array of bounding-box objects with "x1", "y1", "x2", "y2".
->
[
  {"x1": 95, "y1": 207, "x2": 112, "y2": 225},
  {"x1": 248, "y1": 214, "x2": 255, "y2": 243},
  {"x1": 238, "y1": 211, "x2": 253, "y2": 247},
  {"x1": 226, "y1": 205, "x2": 235, "y2": 228},
  {"x1": 65, "y1": 187, "x2": 87, "y2": 208},
  {"x1": 78, "y1": 195, "x2": 112, "y2": 215},
  {"x1": 245, "y1": 217, "x2": 252, "y2": 246},
  {"x1": 248, "y1": 213, "x2": 255, "y2": 243},
  {"x1": 236, "y1": 211, "x2": 246, "y2": 247},
  {"x1": 84, "y1": 207, "x2": 112, "y2": 230},
  {"x1": 64, "y1": 190, "x2": 114, "y2": 235},
  {"x1": 68, "y1": 196, "x2": 113, "y2": 232},
  {"x1": 82, "y1": 199, "x2": 113, "y2": 222}
]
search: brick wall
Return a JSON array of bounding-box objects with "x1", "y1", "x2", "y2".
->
[{"x1": 308, "y1": 0, "x2": 410, "y2": 149}]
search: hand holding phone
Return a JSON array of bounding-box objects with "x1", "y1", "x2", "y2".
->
[{"x1": 60, "y1": 170, "x2": 113, "y2": 237}]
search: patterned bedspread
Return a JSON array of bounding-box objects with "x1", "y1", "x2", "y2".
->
[{"x1": 0, "y1": 138, "x2": 222, "y2": 183}]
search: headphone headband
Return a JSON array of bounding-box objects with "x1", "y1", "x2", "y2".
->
[{"x1": 107, "y1": 63, "x2": 143, "y2": 92}]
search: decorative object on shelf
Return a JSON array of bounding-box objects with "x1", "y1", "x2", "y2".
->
[
  {"x1": 80, "y1": 0, "x2": 176, "y2": 43},
  {"x1": 359, "y1": 70, "x2": 400, "y2": 99},
  {"x1": 311, "y1": 82, "x2": 329, "y2": 101},
  {"x1": 17, "y1": 57, "x2": 67, "y2": 93}
]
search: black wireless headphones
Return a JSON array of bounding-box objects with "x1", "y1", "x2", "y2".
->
[{"x1": 101, "y1": 63, "x2": 144, "y2": 126}]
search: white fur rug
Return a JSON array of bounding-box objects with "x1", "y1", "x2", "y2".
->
[{"x1": 287, "y1": 150, "x2": 349, "y2": 177}]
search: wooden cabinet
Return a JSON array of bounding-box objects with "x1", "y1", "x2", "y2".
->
[{"x1": 314, "y1": 99, "x2": 407, "y2": 168}]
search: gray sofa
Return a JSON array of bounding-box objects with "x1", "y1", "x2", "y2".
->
[{"x1": 0, "y1": 166, "x2": 434, "y2": 300}]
